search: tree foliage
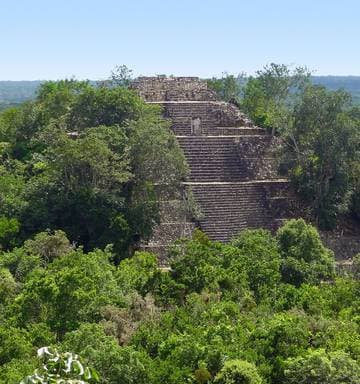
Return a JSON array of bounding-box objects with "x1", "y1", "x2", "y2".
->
[
  {"x1": 241, "y1": 63, "x2": 310, "y2": 132},
  {"x1": 207, "y1": 72, "x2": 245, "y2": 103},
  {"x1": 277, "y1": 219, "x2": 335, "y2": 286},
  {"x1": 0, "y1": 79, "x2": 187, "y2": 259},
  {"x1": 211, "y1": 64, "x2": 360, "y2": 229},
  {"x1": 214, "y1": 360, "x2": 262, "y2": 384},
  {"x1": 284, "y1": 349, "x2": 360, "y2": 384},
  {"x1": 0, "y1": 69, "x2": 359, "y2": 384},
  {"x1": 0, "y1": 221, "x2": 357, "y2": 383},
  {"x1": 285, "y1": 86, "x2": 359, "y2": 228}
]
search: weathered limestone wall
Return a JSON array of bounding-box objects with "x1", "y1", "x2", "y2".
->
[
  {"x1": 159, "y1": 101, "x2": 254, "y2": 135},
  {"x1": 321, "y1": 234, "x2": 360, "y2": 261},
  {"x1": 139, "y1": 188, "x2": 196, "y2": 265},
  {"x1": 235, "y1": 136, "x2": 282, "y2": 180},
  {"x1": 132, "y1": 76, "x2": 216, "y2": 102}
]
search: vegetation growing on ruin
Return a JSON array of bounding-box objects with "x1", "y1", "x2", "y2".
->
[
  {"x1": 0, "y1": 79, "x2": 187, "y2": 259},
  {"x1": 208, "y1": 64, "x2": 360, "y2": 229},
  {"x1": 0, "y1": 68, "x2": 359, "y2": 383}
]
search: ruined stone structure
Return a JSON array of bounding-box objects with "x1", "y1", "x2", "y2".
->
[{"x1": 131, "y1": 77, "x2": 298, "y2": 261}]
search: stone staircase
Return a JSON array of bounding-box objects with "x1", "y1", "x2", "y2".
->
[
  {"x1": 176, "y1": 135, "x2": 279, "y2": 182},
  {"x1": 148, "y1": 100, "x2": 254, "y2": 134},
  {"x1": 185, "y1": 180, "x2": 290, "y2": 242},
  {"x1": 132, "y1": 77, "x2": 296, "y2": 262},
  {"x1": 178, "y1": 136, "x2": 249, "y2": 182}
]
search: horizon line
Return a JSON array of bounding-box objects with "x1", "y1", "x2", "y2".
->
[{"x1": 2, "y1": 73, "x2": 360, "y2": 82}]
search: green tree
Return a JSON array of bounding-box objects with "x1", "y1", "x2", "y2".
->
[
  {"x1": 170, "y1": 230, "x2": 227, "y2": 294},
  {"x1": 214, "y1": 360, "x2": 262, "y2": 384},
  {"x1": 249, "y1": 312, "x2": 310, "y2": 383},
  {"x1": 0, "y1": 325, "x2": 32, "y2": 365},
  {"x1": 350, "y1": 160, "x2": 360, "y2": 221},
  {"x1": 110, "y1": 65, "x2": 134, "y2": 88},
  {"x1": 241, "y1": 64, "x2": 359, "y2": 228},
  {"x1": 348, "y1": 106, "x2": 360, "y2": 219},
  {"x1": 284, "y1": 349, "x2": 360, "y2": 384},
  {"x1": 353, "y1": 254, "x2": 360, "y2": 279},
  {"x1": 0, "y1": 80, "x2": 187, "y2": 258},
  {"x1": 0, "y1": 358, "x2": 37, "y2": 384},
  {"x1": 207, "y1": 72, "x2": 245, "y2": 103},
  {"x1": 285, "y1": 86, "x2": 359, "y2": 228},
  {"x1": 0, "y1": 216, "x2": 20, "y2": 250},
  {"x1": 62, "y1": 323, "x2": 153, "y2": 384},
  {"x1": 23, "y1": 230, "x2": 73, "y2": 262},
  {"x1": 0, "y1": 246, "x2": 42, "y2": 282},
  {"x1": 0, "y1": 161, "x2": 26, "y2": 219},
  {"x1": 231, "y1": 229, "x2": 281, "y2": 300},
  {"x1": 13, "y1": 247, "x2": 123, "y2": 335},
  {"x1": 0, "y1": 267, "x2": 17, "y2": 304},
  {"x1": 241, "y1": 63, "x2": 310, "y2": 132},
  {"x1": 115, "y1": 251, "x2": 158, "y2": 295},
  {"x1": 277, "y1": 219, "x2": 335, "y2": 286}
]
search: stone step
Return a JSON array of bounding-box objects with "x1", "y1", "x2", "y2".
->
[
  {"x1": 183, "y1": 180, "x2": 289, "y2": 185},
  {"x1": 148, "y1": 100, "x2": 222, "y2": 104},
  {"x1": 184, "y1": 181, "x2": 291, "y2": 241},
  {"x1": 177, "y1": 136, "x2": 266, "y2": 182}
]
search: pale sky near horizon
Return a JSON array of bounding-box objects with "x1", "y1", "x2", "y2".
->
[{"x1": 1, "y1": 0, "x2": 359, "y2": 80}]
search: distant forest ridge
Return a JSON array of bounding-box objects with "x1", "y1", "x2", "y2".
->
[
  {"x1": 0, "y1": 80, "x2": 41, "y2": 110},
  {"x1": 0, "y1": 76, "x2": 360, "y2": 110},
  {"x1": 312, "y1": 76, "x2": 360, "y2": 104}
]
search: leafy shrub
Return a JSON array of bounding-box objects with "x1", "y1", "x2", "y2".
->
[
  {"x1": 284, "y1": 349, "x2": 360, "y2": 384},
  {"x1": 214, "y1": 359, "x2": 262, "y2": 384},
  {"x1": 277, "y1": 219, "x2": 335, "y2": 286}
]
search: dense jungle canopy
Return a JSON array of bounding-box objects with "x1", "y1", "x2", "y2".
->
[{"x1": 0, "y1": 66, "x2": 359, "y2": 383}]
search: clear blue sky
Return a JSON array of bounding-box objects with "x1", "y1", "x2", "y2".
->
[{"x1": 1, "y1": 0, "x2": 359, "y2": 80}]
